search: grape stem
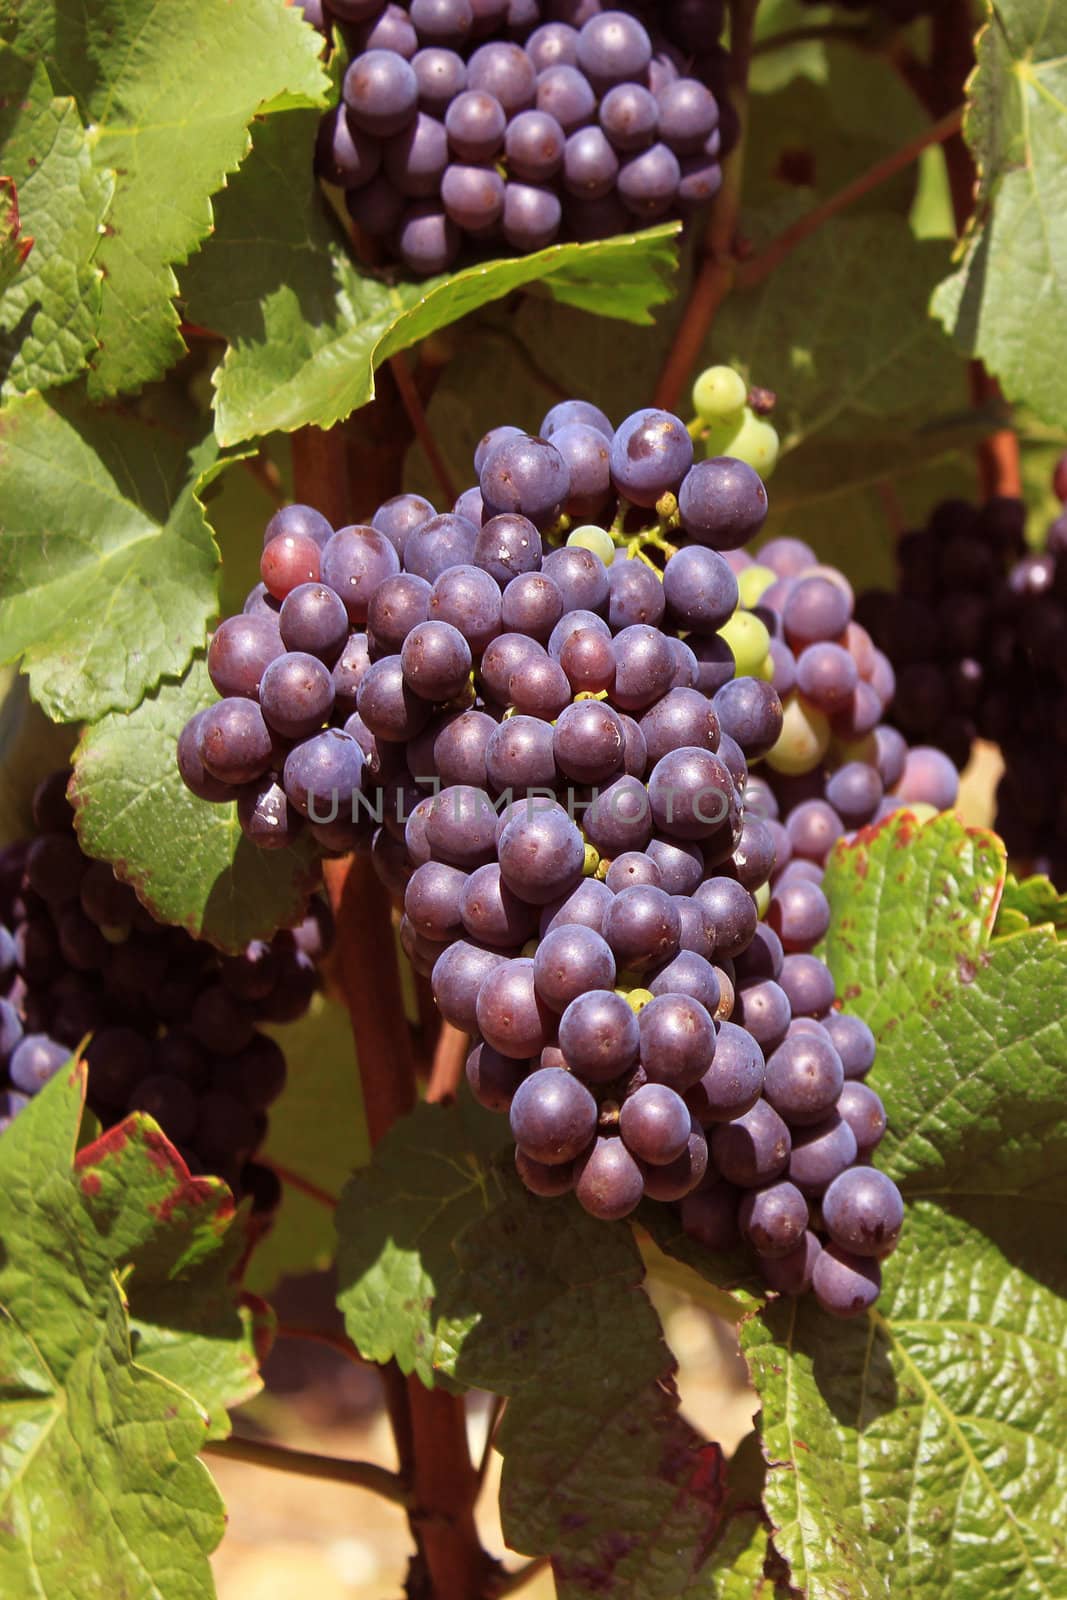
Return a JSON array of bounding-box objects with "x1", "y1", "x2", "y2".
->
[
  {"x1": 389, "y1": 350, "x2": 458, "y2": 506},
  {"x1": 736, "y1": 105, "x2": 964, "y2": 290},
  {"x1": 203, "y1": 1435, "x2": 410, "y2": 1505},
  {"x1": 274, "y1": 1323, "x2": 367, "y2": 1364},
  {"x1": 653, "y1": 0, "x2": 761, "y2": 412},
  {"x1": 427, "y1": 1020, "x2": 470, "y2": 1103},
  {"x1": 293, "y1": 420, "x2": 496, "y2": 1599},
  {"x1": 751, "y1": 20, "x2": 879, "y2": 56},
  {"x1": 268, "y1": 1162, "x2": 339, "y2": 1210},
  {"x1": 492, "y1": 1557, "x2": 553, "y2": 1596}
]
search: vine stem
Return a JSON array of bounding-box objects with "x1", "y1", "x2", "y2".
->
[
  {"x1": 654, "y1": 0, "x2": 761, "y2": 412},
  {"x1": 297, "y1": 415, "x2": 494, "y2": 1600},
  {"x1": 492, "y1": 1556, "x2": 552, "y2": 1597},
  {"x1": 427, "y1": 1021, "x2": 469, "y2": 1103},
  {"x1": 390, "y1": 350, "x2": 457, "y2": 505},
  {"x1": 736, "y1": 106, "x2": 964, "y2": 290},
  {"x1": 269, "y1": 1162, "x2": 338, "y2": 1211},
  {"x1": 204, "y1": 1435, "x2": 410, "y2": 1505},
  {"x1": 274, "y1": 1323, "x2": 367, "y2": 1364}
]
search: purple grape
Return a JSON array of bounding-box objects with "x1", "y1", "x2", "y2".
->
[
  {"x1": 509, "y1": 1065, "x2": 597, "y2": 1161},
  {"x1": 821, "y1": 1011, "x2": 876, "y2": 1080},
  {"x1": 404, "y1": 860, "x2": 468, "y2": 941},
  {"x1": 812, "y1": 1243, "x2": 881, "y2": 1318},
  {"x1": 503, "y1": 182, "x2": 563, "y2": 250},
  {"x1": 562, "y1": 126, "x2": 619, "y2": 198},
  {"x1": 260, "y1": 651, "x2": 335, "y2": 740},
  {"x1": 768, "y1": 878, "x2": 830, "y2": 953},
  {"x1": 637, "y1": 992, "x2": 716, "y2": 1092},
  {"x1": 604, "y1": 885, "x2": 681, "y2": 974},
  {"x1": 485, "y1": 714, "x2": 557, "y2": 794},
  {"x1": 605, "y1": 851, "x2": 663, "y2": 893},
  {"x1": 282, "y1": 727, "x2": 367, "y2": 823},
  {"x1": 536, "y1": 63, "x2": 596, "y2": 132},
  {"x1": 501, "y1": 572, "x2": 564, "y2": 639},
  {"x1": 476, "y1": 956, "x2": 554, "y2": 1057},
  {"x1": 583, "y1": 775, "x2": 653, "y2": 855},
  {"x1": 508, "y1": 653, "x2": 571, "y2": 719},
  {"x1": 678, "y1": 459, "x2": 769, "y2": 550},
  {"x1": 788, "y1": 1113, "x2": 858, "y2": 1196},
  {"x1": 611, "y1": 623, "x2": 676, "y2": 711},
  {"x1": 778, "y1": 952, "x2": 836, "y2": 1018},
  {"x1": 534, "y1": 924, "x2": 616, "y2": 1010},
  {"x1": 527, "y1": 21, "x2": 579, "y2": 69},
  {"x1": 198, "y1": 699, "x2": 273, "y2": 786},
  {"x1": 640, "y1": 688, "x2": 720, "y2": 765},
  {"x1": 460, "y1": 861, "x2": 538, "y2": 946},
  {"x1": 711, "y1": 1099, "x2": 791, "y2": 1187},
  {"x1": 412, "y1": 46, "x2": 468, "y2": 113},
  {"x1": 783, "y1": 577, "x2": 853, "y2": 649},
  {"x1": 498, "y1": 805, "x2": 585, "y2": 903},
  {"x1": 404, "y1": 513, "x2": 480, "y2": 582},
  {"x1": 646, "y1": 836, "x2": 703, "y2": 895},
  {"x1": 466, "y1": 1041, "x2": 528, "y2": 1111},
  {"x1": 344, "y1": 50, "x2": 419, "y2": 137},
  {"x1": 656, "y1": 77, "x2": 718, "y2": 154},
  {"x1": 577, "y1": 10, "x2": 652, "y2": 86},
  {"x1": 738, "y1": 1179, "x2": 808, "y2": 1258},
  {"x1": 321, "y1": 525, "x2": 400, "y2": 622},
  {"x1": 619, "y1": 1081, "x2": 691, "y2": 1164},
  {"x1": 506, "y1": 109, "x2": 566, "y2": 180},
  {"x1": 610, "y1": 408, "x2": 693, "y2": 508},
  {"x1": 384, "y1": 112, "x2": 449, "y2": 197},
  {"x1": 480, "y1": 632, "x2": 547, "y2": 701},
  {"x1": 647, "y1": 747, "x2": 737, "y2": 842},
  {"x1": 648, "y1": 948, "x2": 720, "y2": 1011},
  {"x1": 357, "y1": 656, "x2": 432, "y2": 742},
  {"x1": 713, "y1": 677, "x2": 783, "y2": 762},
  {"x1": 368, "y1": 573, "x2": 433, "y2": 653},
  {"x1": 441, "y1": 162, "x2": 506, "y2": 229},
  {"x1": 346, "y1": 175, "x2": 407, "y2": 236},
  {"x1": 540, "y1": 398, "x2": 613, "y2": 440},
  {"x1": 662, "y1": 545, "x2": 738, "y2": 633},
  {"x1": 432, "y1": 939, "x2": 506, "y2": 1030},
  {"x1": 395, "y1": 202, "x2": 460, "y2": 274},
  {"x1": 280, "y1": 583, "x2": 350, "y2": 662},
  {"x1": 480, "y1": 435, "x2": 570, "y2": 528},
  {"x1": 541, "y1": 546, "x2": 610, "y2": 612},
  {"x1": 410, "y1": 0, "x2": 474, "y2": 42},
  {"x1": 599, "y1": 81, "x2": 658, "y2": 150},
  {"x1": 372, "y1": 493, "x2": 435, "y2": 559},
  {"x1": 558, "y1": 988, "x2": 640, "y2": 1082},
  {"x1": 680, "y1": 1179, "x2": 741, "y2": 1251},
  {"x1": 764, "y1": 1032, "x2": 844, "y2": 1127},
  {"x1": 617, "y1": 142, "x2": 681, "y2": 218},
  {"x1": 537, "y1": 875, "x2": 613, "y2": 937},
  {"x1": 607, "y1": 558, "x2": 666, "y2": 629},
  {"x1": 425, "y1": 784, "x2": 499, "y2": 867},
  {"x1": 515, "y1": 1147, "x2": 576, "y2": 1196},
  {"x1": 238, "y1": 777, "x2": 305, "y2": 851},
  {"x1": 468, "y1": 40, "x2": 538, "y2": 113},
  {"x1": 822, "y1": 1167, "x2": 903, "y2": 1257},
  {"x1": 575, "y1": 1136, "x2": 644, "y2": 1219},
  {"x1": 400, "y1": 619, "x2": 473, "y2": 701}
]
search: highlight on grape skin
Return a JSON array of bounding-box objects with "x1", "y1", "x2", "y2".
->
[{"x1": 169, "y1": 361, "x2": 943, "y2": 1318}]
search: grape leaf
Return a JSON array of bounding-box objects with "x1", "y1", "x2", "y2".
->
[
  {"x1": 995, "y1": 871, "x2": 1067, "y2": 939},
  {"x1": 244, "y1": 992, "x2": 371, "y2": 1296},
  {"x1": 180, "y1": 107, "x2": 680, "y2": 447},
  {"x1": 820, "y1": 812, "x2": 1067, "y2": 1203},
  {"x1": 736, "y1": 811, "x2": 1067, "y2": 1599},
  {"x1": 0, "y1": 390, "x2": 221, "y2": 722},
  {"x1": 0, "y1": 51, "x2": 112, "y2": 395},
  {"x1": 9, "y1": 0, "x2": 330, "y2": 399},
  {"x1": 0, "y1": 1063, "x2": 252, "y2": 1596},
  {"x1": 931, "y1": 0, "x2": 1067, "y2": 426},
  {"x1": 337, "y1": 1099, "x2": 749, "y2": 1599},
  {"x1": 743, "y1": 1199, "x2": 1067, "y2": 1600},
  {"x1": 71, "y1": 655, "x2": 321, "y2": 953}
]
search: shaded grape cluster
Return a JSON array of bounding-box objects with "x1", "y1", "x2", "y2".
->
[
  {"x1": 312, "y1": 1, "x2": 734, "y2": 274},
  {"x1": 177, "y1": 367, "x2": 909, "y2": 1316},
  {"x1": 0, "y1": 771, "x2": 330, "y2": 1210},
  {"x1": 857, "y1": 483, "x2": 1067, "y2": 885}
]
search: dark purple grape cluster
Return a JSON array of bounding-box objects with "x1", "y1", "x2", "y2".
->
[
  {"x1": 0, "y1": 770, "x2": 331, "y2": 1210},
  {"x1": 176, "y1": 389, "x2": 908, "y2": 1316},
  {"x1": 312, "y1": 1, "x2": 734, "y2": 274},
  {"x1": 857, "y1": 483, "x2": 1067, "y2": 885}
]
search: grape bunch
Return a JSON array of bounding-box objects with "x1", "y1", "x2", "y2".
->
[
  {"x1": 177, "y1": 365, "x2": 907, "y2": 1317},
  {"x1": 856, "y1": 479, "x2": 1067, "y2": 885},
  {"x1": 313, "y1": 1, "x2": 734, "y2": 274},
  {"x1": 0, "y1": 770, "x2": 331, "y2": 1211}
]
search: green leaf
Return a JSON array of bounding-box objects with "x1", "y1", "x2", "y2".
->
[
  {"x1": 0, "y1": 51, "x2": 112, "y2": 394},
  {"x1": 337, "y1": 1100, "x2": 745, "y2": 1599},
  {"x1": 931, "y1": 1, "x2": 1067, "y2": 426},
  {"x1": 13, "y1": 0, "x2": 329, "y2": 398},
  {"x1": 71, "y1": 655, "x2": 321, "y2": 952},
  {"x1": 743, "y1": 1199, "x2": 1067, "y2": 1600},
  {"x1": 0, "y1": 390, "x2": 220, "y2": 721},
  {"x1": 739, "y1": 810, "x2": 1067, "y2": 1599},
  {"x1": 0, "y1": 1064, "x2": 246, "y2": 1596},
  {"x1": 243, "y1": 992, "x2": 371, "y2": 1296},
  {"x1": 181, "y1": 107, "x2": 680, "y2": 447},
  {"x1": 995, "y1": 872, "x2": 1067, "y2": 939},
  {"x1": 820, "y1": 812, "x2": 1067, "y2": 1204}
]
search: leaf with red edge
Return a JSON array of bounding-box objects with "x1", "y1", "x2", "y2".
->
[
  {"x1": 0, "y1": 175, "x2": 33, "y2": 297},
  {"x1": 0, "y1": 1062, "x2": 252, "y2": 1594}
]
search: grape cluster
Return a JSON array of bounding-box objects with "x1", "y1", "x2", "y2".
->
[
  {"x1": 313, "y1": 1, "x2": 734, "y2": 274},
  {"x1": 0, "y1": 771, "x2": 330, "y2": 1210},
  {"x1": 856, "y1": 482, "x2": 1067, "y2": 885},
  {"x1": 177, "y1": 368, "x2": 909, "y2": 1317}
]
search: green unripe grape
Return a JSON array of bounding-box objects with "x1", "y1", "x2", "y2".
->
[
  {"x1": 568, "y1": 524, "x2": 616, "y2": 566},
  {"x1": 718, "y1": 609, "x2": 772, "y2": 679},
  {"x1": 692, "y1": 364, "x2": 748, "y2": 423},
  {"x1": 754, "y1": 650, "x2": 775, "y2": 683},
  {"x1": 625, "y1": 987, "x2": 655, "y2": 1014},
  {"x1": 521, "y1": 938, "x2": 540, "y2": 958},
  {"x1": 703, "y1": 413, "x2": 745, "y2": 458},
  {"x1": 722, "y1": 408, "x2": 780, "y2": 477},
  {"x1": 902, "y1": 801, "x2": 938, "y2": 824},
  {"x1": 832, "y1": 731, "x2": 878, "y2": 767},
  {"x1": 754, "y1": 881, "x2": 771, "y2": 918},
  {"x1": 765, "y1": 692, "x2": 831, "y2": 776},
  {"x1": 736, "y1": 563, "x2": 777, "y2": 608},
  {"x1": 583, "y1": 843, "x2": 601, "y2": 876}
]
